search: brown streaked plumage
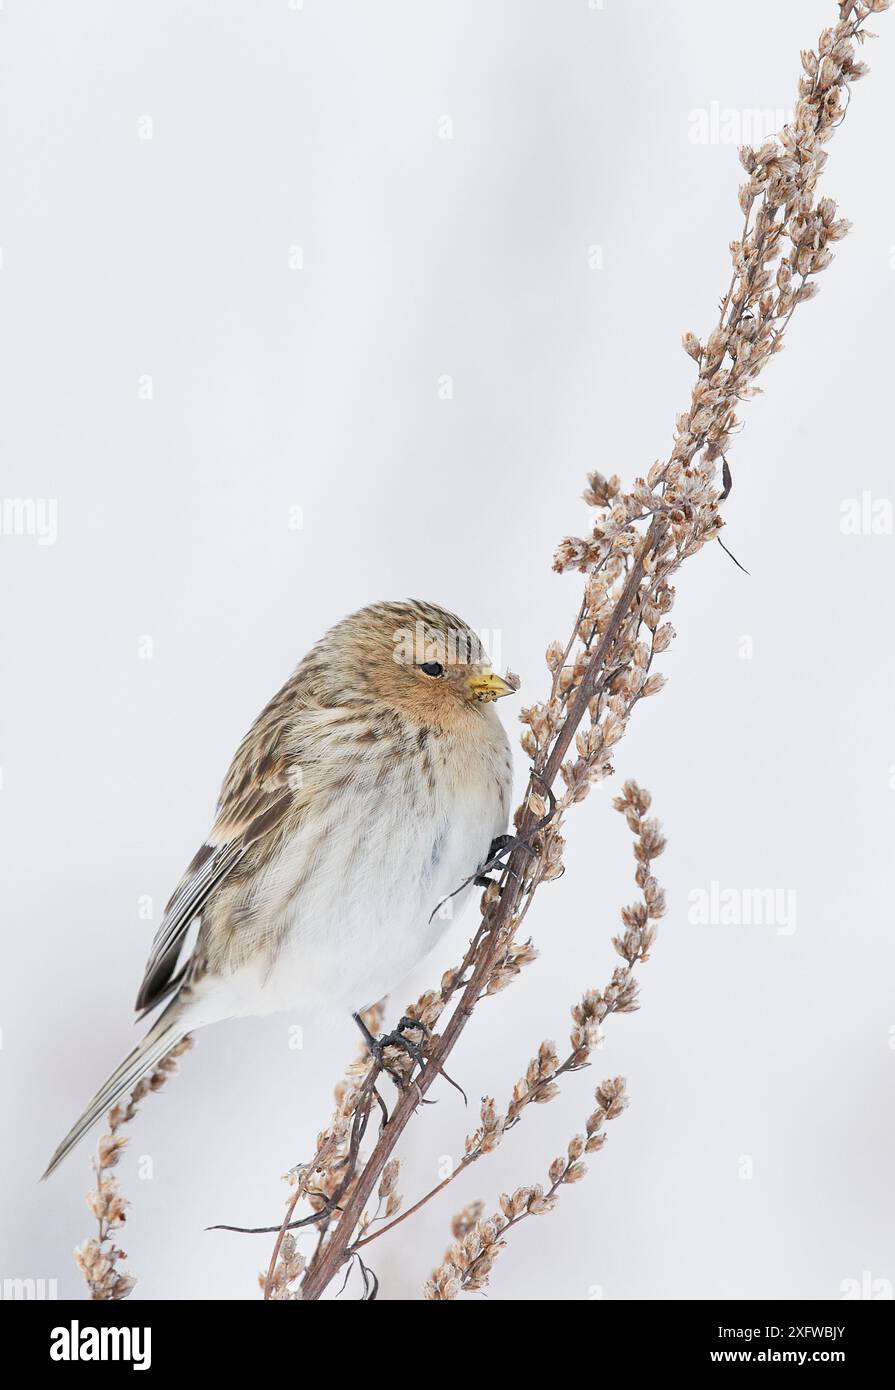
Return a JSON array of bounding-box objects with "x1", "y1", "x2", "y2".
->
[{"x1": 44, "y1": 599, "x2": 516, "y2": 1178}]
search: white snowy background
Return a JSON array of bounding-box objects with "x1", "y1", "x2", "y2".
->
[{"x1": 1, "y1": 0, "x2": 893, "y2": 1300}]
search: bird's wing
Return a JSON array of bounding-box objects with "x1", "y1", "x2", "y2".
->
[{"x1": 134, "y1": 688, "x2": 304, "y2": 1014}]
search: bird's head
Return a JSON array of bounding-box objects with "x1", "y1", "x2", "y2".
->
[{"x1": 314, "y1": 599, "x2": 519, "y2": 730}]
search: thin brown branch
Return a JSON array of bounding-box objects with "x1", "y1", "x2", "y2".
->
[
  {"x1": 297, "y1": 525, "x2": 665, "y2": 1300},
  {"x1": 272, "y1": 0, "x2": 888, "y2": 1302},
  {"x1": 355, "y1": 780, "x2": 664, "y2": 1254}
]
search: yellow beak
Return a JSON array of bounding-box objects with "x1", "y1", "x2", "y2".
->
[{"x1": 468, "y1": 669, "x2": 518, "y2": 703}]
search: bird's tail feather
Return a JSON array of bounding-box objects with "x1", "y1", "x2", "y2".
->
[{"x1": 42, "y1": 1011, "x2": 185, "y2": 1180}]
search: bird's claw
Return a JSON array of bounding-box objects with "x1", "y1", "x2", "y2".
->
[
  {"x1": 474, "y1": 834, "x2": 516, "y2": 886},
  {"x1": 376, "y1": 1029, "x2": 426, "y2": 1072},
  {"x1": 353, "y1": 1012, "x2": 427, "y2": 1087}
]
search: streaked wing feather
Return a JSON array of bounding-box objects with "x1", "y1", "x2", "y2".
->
[
  {"x1": 134, "y1": 687, "x2": 304, "y2": 1014},
  {"x1": 134, "y1": 840, "x2": 246, "y2": 1013}
]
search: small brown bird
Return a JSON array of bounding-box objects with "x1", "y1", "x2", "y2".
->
[{"x1": 44, "y1": 599, "x2": 516, "y2": 1177}]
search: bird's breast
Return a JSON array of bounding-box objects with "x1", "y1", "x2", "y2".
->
[{"x1": 227, "y1": 713, "x2": 513, "y2": 1017}]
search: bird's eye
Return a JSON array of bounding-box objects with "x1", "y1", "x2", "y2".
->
[{"x1": 420, "y1": 661, "x2": 444, "y2": 677}]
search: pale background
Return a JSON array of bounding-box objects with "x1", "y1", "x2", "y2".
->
[{"x1": 1, "y1": 0, "x2": 893, "y2": 1301}]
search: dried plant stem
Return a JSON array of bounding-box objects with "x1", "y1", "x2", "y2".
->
[
  {"x1": 355, "y1": 779, "x2": 662, "y2": 1267},
  {"x1": 274, "y1": 0, "x2": 888, "y2": 1301},
  {"x1": 542, "y1": 517, "x2": 665, "y2": 784},
  {"x1": 425, "y1": 1076, "x2": 629, "y2": 1299},
  {"x1": 262, "y1": 1064, "x2": 380, "y2": 1298},
  {"x1": 298, "y1": 538, "x2": 665, "y2": 1300},
  {"x1": 352, "y1": 1170, "x2": 454, "y2": 1253},
  {"x1": 351, "y1": 1046, "x2": 598, "y2": 1253},
  {"x1": 74, "y1": 1037, "x2": 193, "y2": 1300},
  {"x1": 263, "y1": 1172, "x2": 306, "y2": 1297}
]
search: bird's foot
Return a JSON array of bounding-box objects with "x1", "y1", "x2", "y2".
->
[
  {"x1": 474, "y1": 833, "x2": 520, "y2": 886},
  {"x1": 354, "y1": 1012, "x2": 469, "y2": 1107},
  {"x1": 353, "y1": 1012, "x2": 427, "y2": 1088}
]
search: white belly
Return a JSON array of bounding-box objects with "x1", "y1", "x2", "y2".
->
[
  {"x1": 189, "y1": 717, "x2": 511, "y2": 1027},
  {"x1": 264, "y1": 777, "x2": 497, "y2": 1015}
]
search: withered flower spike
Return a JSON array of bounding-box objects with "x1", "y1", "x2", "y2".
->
[
  {"x1": 270, "y1": 1, "x2": 887, "y2": 1302},
  {"x1": 425, "y1": 1077, "x2": 629, "y2": 1299},
  {"x1": 75, "y1": 1037, "x2": 193, "y2": 1301}
]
